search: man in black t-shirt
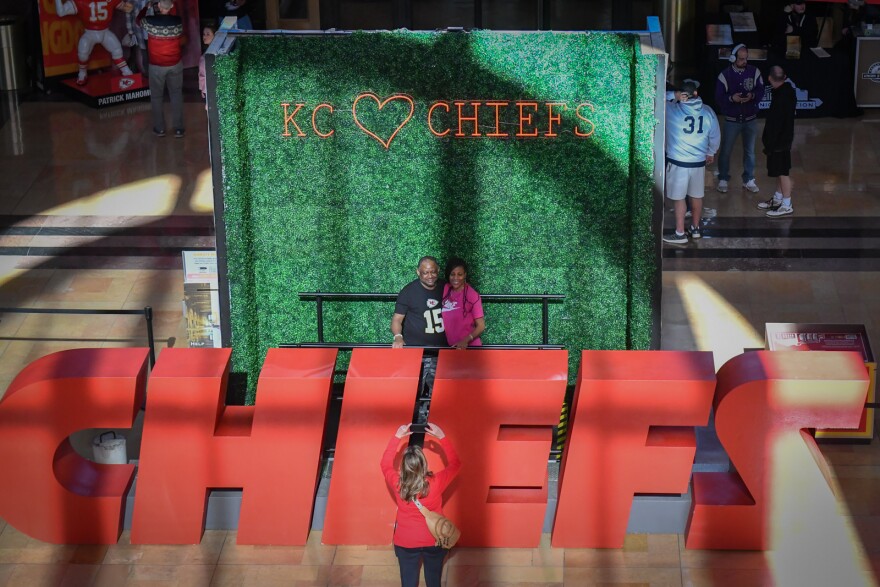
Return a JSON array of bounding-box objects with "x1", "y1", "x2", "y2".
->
[
  {"x1": 391, "y1": 256, "x2": 446, "y2": 418},
  {"x1": 391, "y1": 256, "x2": 446, "y2": 348}
]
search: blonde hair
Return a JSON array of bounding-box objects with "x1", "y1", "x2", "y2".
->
[{"x1": 398, "y1": 445, "x2": 433, "y2": 502}]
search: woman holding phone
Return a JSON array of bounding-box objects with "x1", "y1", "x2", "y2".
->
[{"x1": 380, "y1": 422, "x2": 461, "y2": 587}]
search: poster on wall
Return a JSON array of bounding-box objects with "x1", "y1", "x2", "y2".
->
[
  {"x1": 765, "y1": 322, "x2": 876, "y2": 441},
  {"x1": 37, "y1": 0, "x2": 201, "y2": 107},
  {"x1": 182, "y1": 251, "x2": 222, "y2": 348},
  {"x1": 855, "y1": 37, "x2": 880, "y2": 107}
]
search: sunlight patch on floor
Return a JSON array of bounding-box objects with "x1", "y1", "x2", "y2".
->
[
  {"x1": 44, "y1": 175, "x2": 183, "y2": 216},
  {"x1": 674, "y1": 273, "x2": 763, "y2": 369}
]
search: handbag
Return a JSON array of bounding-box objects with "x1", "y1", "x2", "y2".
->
[{"x1": 413, "y1": 497, "x2": 461, "y2": 549}]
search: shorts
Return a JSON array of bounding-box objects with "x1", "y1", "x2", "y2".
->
[
  {"x1": 766, "y1": 151, "x2": 791, "y2": 178},
  {"x1": 665, "y1": 162, "x2": 705, "y2": 201}
]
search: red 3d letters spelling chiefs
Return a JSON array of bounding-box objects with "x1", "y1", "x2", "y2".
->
[{"x1": 0, "y1": 347, "x2": 868, "y2": 549}]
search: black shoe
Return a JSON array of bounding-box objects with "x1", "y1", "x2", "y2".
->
[
  {"x1": 153, "y1": 128, "x2": 165, "y2": 137},
  {"x1": 174, "y1": 129, "x2": 185, "y2": 139},
  {"x1": 688, "y1": 225, "x2": 702, "y2": 239},
  {"x1": 757, "y1": 198, "x2": 782, "y2": 211},
  {"x1": 662, "y1": 231, "x2": 688, "y2": 245}
]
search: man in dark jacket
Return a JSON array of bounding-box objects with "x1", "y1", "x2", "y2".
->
[
  {"x1": 776, "y1": 1, "x2": 819, "y2": 52},
  {"x1": 715, "y1": 44, "x2": 764, "y2": 194},
  {"x1": 758, "y1": 66, "x2": 797, "y2": 217}
]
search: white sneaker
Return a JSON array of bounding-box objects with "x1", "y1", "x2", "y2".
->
[
  {"x1": 743, "y1": 179, "x2": 760, "y2": 193},
  {"x1": 717, "y1": 180, "x2": 728, "y2": 193},
  {"x1": 766, "y1": 205, "x2": 793, "y2": 217},
  {"x1": 685, "y1": 207, "x2": 717, "y2": 219}
]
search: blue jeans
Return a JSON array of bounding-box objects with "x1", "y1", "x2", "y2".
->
[
  {"x1": 718, "y1": 118, "x2": 757, "y2": 183},
  {"x1": 394, "y1": 545, "x2": 447, "y2": 587}
]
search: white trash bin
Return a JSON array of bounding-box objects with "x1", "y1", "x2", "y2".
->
[{"x1": 92, "y1": 431, "x2": 127, "y2": 465}]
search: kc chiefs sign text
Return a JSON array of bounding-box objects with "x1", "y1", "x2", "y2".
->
[
  {"x1": 281, "y1": 94, "x2": 597, "y2": 149},
  {"x1": 0, "y1": 347, "x2": 868, "y2": 549}
]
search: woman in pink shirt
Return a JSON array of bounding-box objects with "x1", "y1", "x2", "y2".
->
[{"x1": 441, "y1": 258, "x2": 485, "y2": 349}]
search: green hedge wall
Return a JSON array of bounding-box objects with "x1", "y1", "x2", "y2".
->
[{"x1": 214, "y1": 31, "x2": 659, "y2": 402}]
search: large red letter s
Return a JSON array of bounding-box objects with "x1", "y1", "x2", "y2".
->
[
  {"x1": 0, "y1": 348, "x2": 148, "y2": 544},
  {"x1": 552, "y1": 350, "x2": 716, "y2": 548},
  {"x1": 429, "y1": 349, "x2": 568, "y2": 547},
  {"x1": 686, "y1": 351, "x2": 868, "y2": 550}
]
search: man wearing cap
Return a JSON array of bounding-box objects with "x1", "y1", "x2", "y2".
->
[
  {"x1": 777, "y1": 1, "x2": 819, "y2": 51},
  {"x1": 715, "y1": 44, "x2": 763, "y2": 195},
  {"x1": 663, "y1": 80, "x2": 721, "y2": 245},
  {"x1": 758, "y1": 66, "x2": 797, "y2": 217}
]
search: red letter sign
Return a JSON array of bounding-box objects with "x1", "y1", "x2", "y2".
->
[
  {"x1": 0, "y1": 348, "x2": 148, "y2": 544},
  {"x1": 322, "y1": 348, "x2": 423, "y2": 544},
  {"x1": 131, "y1": 347, "x2": 336, "y2": 545},
  {"x1": 552, "y1": 351, "x2": 716, "y2": 548},
  {"x1": 429, "y1": 349, "x2": 568, "y2": 547},
  {"x1": 686, "y1": 351, "x2": 868, "y2": 550}
]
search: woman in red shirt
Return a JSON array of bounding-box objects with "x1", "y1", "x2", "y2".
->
[{"x1": 380, "y1": 422, "x2": 461, "y2": 587}]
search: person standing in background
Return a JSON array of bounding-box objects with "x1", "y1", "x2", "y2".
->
[
  {"x1": 715, "y1": 44, "x2": 764, "y2": 195},
  {"x1": 776, "y1": 1, "x2": 819, "y2": 51},
  {"x1": 138, "y1": 0, "x2": 185, "y2": 138},
  {"x1": 758, "y1": 66, "x2": 797, "y2": 217},
  {"x1": 198, "y1": 24, "x2": 216, "y2": 102},
  {"x1": 662, "y1": 79, "x2": 721, "y2": 244}
]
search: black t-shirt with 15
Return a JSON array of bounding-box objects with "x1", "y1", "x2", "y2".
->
[{"x1": 394, "y1": 279, "x2": 447, "y2": 347}]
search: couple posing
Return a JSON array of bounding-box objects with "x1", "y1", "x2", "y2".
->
[{"x1": 390, "y1": 256, "x2": 486, "y2": 351}]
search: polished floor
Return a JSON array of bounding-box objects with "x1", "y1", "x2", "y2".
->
[{"x1": 0, "y1": 85, "x2": 879, "y2": 586}]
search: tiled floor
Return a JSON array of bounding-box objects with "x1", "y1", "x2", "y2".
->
[{"x1": 0, "y1": 87, "x2": 879, "y2": 585}]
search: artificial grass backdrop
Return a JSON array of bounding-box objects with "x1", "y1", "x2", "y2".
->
[{"x1": 214, "y1": 31, "x2": 659, "y2": 401}]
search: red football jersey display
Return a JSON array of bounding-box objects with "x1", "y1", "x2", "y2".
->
[{"x1": 70, "y1": 0, "x2": 123, "y2": 30}]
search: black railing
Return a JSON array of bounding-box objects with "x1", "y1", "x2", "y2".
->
[
  {"x1": 297, "y1": 291, "x2": 565, "y2": 345},
  {"x1": 285, "y1": 342, "x2": 566, "y2": 351},
  {"x1": 0, "y1": 306, "x2": 158, "y2": 367}
]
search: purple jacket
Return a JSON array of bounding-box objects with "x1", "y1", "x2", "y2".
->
[{"x1": 715, "y1": 64, "x2": 764, "y2": 122}]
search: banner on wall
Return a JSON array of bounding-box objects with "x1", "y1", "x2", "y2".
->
[
  {"x1": 765, "y1": 322, "x2": 876, "y2": 441},
  {"x1": 37, "y1": 0, "x2": 201, "y2": 106},
  {"x1": 855, "y1": 37, "x2": 880, "y2": 107},
  {"x1": 182, "y1": 251, "x2": 222, "y2": 348}
]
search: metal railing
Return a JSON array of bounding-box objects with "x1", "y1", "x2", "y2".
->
[
  {"x1": 0, "y1": 306, "x2": 157, "y2": 367},
  {"x1": 297, "y1": 291, "x2": 565, "y2": 345}
]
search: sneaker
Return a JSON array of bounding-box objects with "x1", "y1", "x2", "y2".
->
[
  {"x1": 662, "y1": 231, "x2": 688, "y2": 245},
  {"x1": 174, "y1": 129, "x2": 185, "y2": 139},
  {"x1": 717, "y1": 179, "x2": 728, "y2": 193},
  {"x1": 688, "y1": 225, "x2": 702, "y2": 239},
  {"x1": 153, "y1": 128, "x2": 166, "y2": 137},
  {"x1": 76, "y1": 70, "x2": 88, "y2": 86},
  {"x1": 743, "y1": 179, "x2": 760, "y2": 193},
  {"x1": 757, "y1": 198, "x2": 782, "y2": 211},
  {"x1": 766, "y1": 205, "x2": 793, "y2": 217},
  {"x1": 686, "y1": 207, "x2": 717, "y2": 219}
]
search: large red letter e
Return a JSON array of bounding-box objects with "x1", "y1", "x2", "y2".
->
[
  {"x1": 552, "y1": 350, "x2": 716, "y2": 548},
  {"x1": 429, "y1": 349, "x2": 568, "y2": 547}
]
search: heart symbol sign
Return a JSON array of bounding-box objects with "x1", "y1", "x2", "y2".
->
[{"x1": 352, "y1": 93, "x2": 415, "y2": 150}]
